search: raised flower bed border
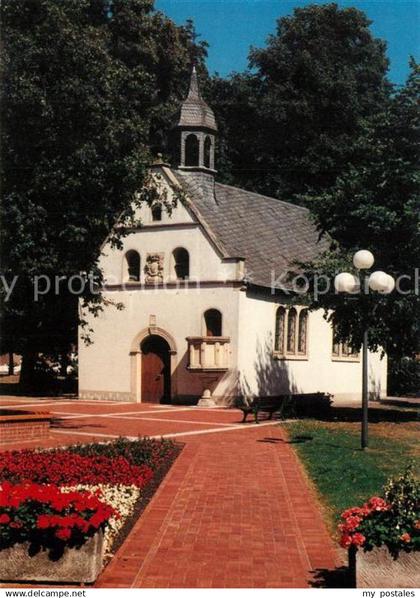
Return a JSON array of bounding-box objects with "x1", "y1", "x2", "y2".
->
[
  {"x1": 0, "y1": 531, "x2": 105, "y2": 584},
  {"x1": 0, "y1": 438, "x2": 183, "y2": 584},
  {"x1": 0, "y1": 410, "x2": 52, "y2": 445}
]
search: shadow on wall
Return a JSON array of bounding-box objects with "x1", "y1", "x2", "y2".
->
[
  {"x1": 369, "y1": 362, "x2": 382, "y2": 401},
  {"x1": 171, "y1": 351, "x2": 240, "y2": 406},
  {"x1": 240, "y1": 335, "x2": 299, "y2": 398}
]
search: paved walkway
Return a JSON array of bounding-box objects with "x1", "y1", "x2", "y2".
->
[
  {"x1": 0, "y1": 398, "x2": 341, "y2": 587},
  {"x1": 96, "y1": 427, "x2": 340, "y2": 588}
]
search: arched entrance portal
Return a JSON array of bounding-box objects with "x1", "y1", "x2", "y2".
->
[{"x1": 141, "y1": 335, "x2": 171, "y2": 404}]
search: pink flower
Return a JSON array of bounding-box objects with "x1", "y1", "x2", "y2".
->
[
  {"x1": 400, "y1": 533, "x2": 411, "y2": 543},
  {"x1": 341, "y1": 515, "x2": 362, "y2": 532},
  {"x1": 367, "y1": 497, "x2": 390, "y2": 512}
]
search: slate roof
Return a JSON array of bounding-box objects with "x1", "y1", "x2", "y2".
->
[
  {"x1": 174, "y1": 67, "x2": 217, "y2": 132},
  {"x1": 171, "y1": 169, "x2": 328, "y2": 289}
]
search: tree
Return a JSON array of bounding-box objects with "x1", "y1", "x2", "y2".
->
[
  {"x1": 207, "y1": 3, "x2": 390, "y2": 201},
  {"x1": 0, "y1": 0, "x2": 205, "y2": 389},
  {"x1": 303, "y1": 60, "x2": 420, "y2": 360}
]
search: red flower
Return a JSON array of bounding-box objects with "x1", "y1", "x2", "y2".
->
[
  {"x1": 400, "y1": 532, "x2": 411, "y2": 543},
  {"x1": 351, "y1": 533, "x2": 366, "y2": 547},
  {"x1": 340, "y1": 534, "x2": 352, "y2": 548},
  {"x1": 55, "y1": 528, "x2": 71, "y2": 541},
  {"x1": 1, "y1": 481, "x2": 117, "y2": 548},
  {"x1": 36, "y1": 514, "x2": 52, "y2": 529},
  {"x1": 339, "y1": 515, "x2": 362, "y2": 533},
  {"x1": 0, "y1": 450, "x2": 154, "y2": 488}
]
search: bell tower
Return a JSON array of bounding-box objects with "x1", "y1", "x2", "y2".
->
[{"x1": 173, "y1": 67, "x2": 217, "y2": 173}]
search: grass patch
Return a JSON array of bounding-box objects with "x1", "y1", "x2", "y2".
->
[{"x1": 284, "y1": 420, "x2": 419, "y2": 527}]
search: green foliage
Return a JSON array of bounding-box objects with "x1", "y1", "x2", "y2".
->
[
  {"x1": 302, "y1": 60, "x2": 420, "y2": 358},
  {"x1": 388, "y1": 356, "x2": 420, "y2": 397},
  {"x1": 207, "y1": 4, "x2": 417, "y2": 360},
  {"x1": 207, "y1": 3, "x2": 390, "y2": 200},
  {"x1": 0, "y1": 0, "x2": 204, "y2": 385}
]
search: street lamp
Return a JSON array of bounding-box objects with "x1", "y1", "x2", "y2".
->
[{"x1": 334, "y1": 250, "x2": 395, "y2": 450}]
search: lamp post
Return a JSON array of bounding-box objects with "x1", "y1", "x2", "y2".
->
[{"x1": 334, "y1": 250, "x2": 395, "y2": 450}]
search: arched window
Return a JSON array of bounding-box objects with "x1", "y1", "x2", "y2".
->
[
  {"x1": 124, "y1": 250, "x2": 140, "y2": 282},
  {"x1": 286, "y1": 308, "x2": 297, "y2": 353},
  {"x1": 151, "y1": 204, "x2": 162, "y2": 221},
  {"x1": 185, "y1": 134, "x2": 199, "y2": 166},
  {"x1": 172, "y1": 247, "x2": 189, "y2": 280},
  {"x1": 204, "y1": 309, "x2": 222, "y2": 337},
  {"x1": 274, "y1": 307, "x2": 285, "y2": 353},
  {"x1": 297, "y1": 309, "x2": 308, "y2": 354},
  {"x1": 204, "y1": 136, "x2": 212, "y2": 168}
]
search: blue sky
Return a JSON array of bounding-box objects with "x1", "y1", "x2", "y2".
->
[{"x1": 155, "y1": 0, "x2": 419, "y2": 85}]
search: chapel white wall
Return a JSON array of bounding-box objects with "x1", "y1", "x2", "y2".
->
[
  {"x1": 237, "y1": 291, "x2": 387, "y2": 403},
  {"x1": 78, "y1": 285, "x2": 240, "y2": 401}
]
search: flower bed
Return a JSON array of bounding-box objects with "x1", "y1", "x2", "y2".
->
[
  {"x1": 0, "y1": 437, "x2": 182, "y2": 582},
  {"x1": 0, "y1": 481, "x2": 116, "y2": 554},
  {"x1": 0, "y1": 450, "x2": 153, "y2": 487},
  {"x1": 62, "y1": 484, "x2": 140, "y2": 556}
]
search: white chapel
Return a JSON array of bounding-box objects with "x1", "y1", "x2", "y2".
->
[{"x1": 79, "y1": 69, "x2": 387, "y2": 405}]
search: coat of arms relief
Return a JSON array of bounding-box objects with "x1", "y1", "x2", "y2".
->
[{"x1": 145, "y1": 253, "x2": 164, "y2": 283}]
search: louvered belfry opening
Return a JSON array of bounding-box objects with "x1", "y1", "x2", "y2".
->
[{"x1": 172, "y1": 67, "x2": 217, "y2": 172}]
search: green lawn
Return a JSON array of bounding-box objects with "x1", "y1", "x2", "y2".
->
[{"x1": 284, "y1": 419, "x2": 419, "y2": 529}]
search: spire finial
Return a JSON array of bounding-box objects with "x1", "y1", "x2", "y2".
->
[{"x1": 187, "y1": 65, "x2": 201, "y2": 100}]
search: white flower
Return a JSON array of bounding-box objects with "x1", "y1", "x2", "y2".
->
[{"x1": 62, "y1": 484, "x2": 140, "y2": 555}]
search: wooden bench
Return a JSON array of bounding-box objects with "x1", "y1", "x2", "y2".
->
[
  {"x1": 235, "y1": 392, "x2": 332, "y2": 423},
  {"x1": 235, "y1": 395, "x2": 290, "y2": 424}
]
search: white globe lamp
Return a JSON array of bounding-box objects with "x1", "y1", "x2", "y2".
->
[
  {"x1": 368, "y1": 271, "x2": 388, "y2": 292},
  {"x1": 353, "y1": 250, "x2": 374, "y2": 270},
  {"x1": 334, "y1": 272, "x2": 360, "y2": 294},
  {"x1": 378, "y1": 273, "x2": 395, "y2": 294}
]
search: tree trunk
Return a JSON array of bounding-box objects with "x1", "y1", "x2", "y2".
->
[
  {"x1": 61, "y1": 353, "x2": 69, "y2": 378},
  {"x1": 8, "y1": 351, "x2": 14, "y2": 376},
  {"x1": 19, "y1": 351, "x2": 38, "y2": 394}
]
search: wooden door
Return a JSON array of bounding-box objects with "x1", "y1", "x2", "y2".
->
[
  {"x1": 141, "y1": 335, "x2": 171, "y2": 404},
  {"x1": 142, "y1": 351, "x2": 165, "y2": 403}
]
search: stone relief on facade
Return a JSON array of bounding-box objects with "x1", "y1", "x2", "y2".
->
[{"x1": 145, "y1": 253, "x2": 164, "y2": 283}]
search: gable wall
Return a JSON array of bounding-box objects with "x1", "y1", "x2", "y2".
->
[{"x1": 99, "y1": 172, "x2": 238, "y2": 284}]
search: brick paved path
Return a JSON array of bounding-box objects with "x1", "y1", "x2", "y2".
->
[
  {"x1": 96, "y1": 425, "x2": 340, "y2": 588},
  {"x1": 0, "y1": 398, "x2": 341, "y2": 587}
]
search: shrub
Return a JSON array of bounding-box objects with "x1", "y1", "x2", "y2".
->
[
  {"x1": 0, "y1": 481, "x2": 116, "y2": 556},
  {"x1": 282, "y1": 392, "x2": 333, "y2": 418},
  {"x1": 338, "y1": 467, "x2": 420, "y2": 557},
  {"x1": 388, "y1": 356, "x2": 420, "y2": 397}
]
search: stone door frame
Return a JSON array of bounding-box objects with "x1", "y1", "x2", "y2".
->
[{"x1": 130, "y1": 327, "x2": 177, "y2": 403}]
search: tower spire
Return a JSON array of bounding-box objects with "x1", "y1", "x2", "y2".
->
[
  {"x1": 187, "y1": 66, "x2": 201, "y2": 101},
  {"x1": 172, "y1": 67, "x2": 217, "y2": 173}
]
